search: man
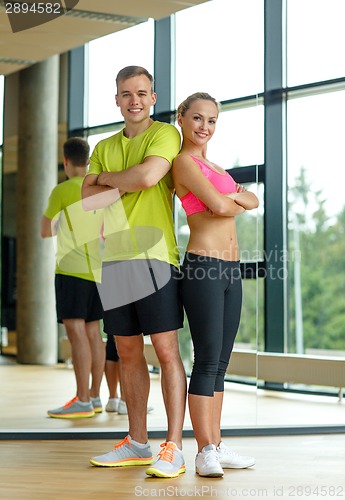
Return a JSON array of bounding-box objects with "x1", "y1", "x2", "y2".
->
[
  {"x1": 41, "y1": 137, "x2": 105, "y2": 418},
  {"x1": 82, "y1": 66, "x2": 187, "y2": 478}
]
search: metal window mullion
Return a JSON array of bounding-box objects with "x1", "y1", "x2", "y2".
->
[
  {"x1": 264, "y1": 0, "x2": 286, "y2": 353},
  {"x1": 153, "y1": 17, "x2": 173, "y2": 123},
  {"x1": 68, "y1": 46, "x2": 86, "y2": 135}
]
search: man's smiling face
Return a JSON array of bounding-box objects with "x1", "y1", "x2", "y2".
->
[{"x1": 115, "y1": 75, "x2": 157, "y2": 125}]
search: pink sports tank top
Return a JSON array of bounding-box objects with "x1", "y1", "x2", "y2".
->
[{"x1": 180, "y1": 155, "x2": 236, "y2": 216}]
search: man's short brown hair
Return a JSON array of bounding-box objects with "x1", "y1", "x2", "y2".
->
[
  {"x1": 63, "y1": 137, "x2": 90, "y2": 167},
  {"x1": 116, "y1": 66, "x2": 154, "y2": 93}
]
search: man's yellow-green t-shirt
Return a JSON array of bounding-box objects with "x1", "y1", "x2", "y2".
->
[
  {"x1": 87, "y1": 121, "x2": 181, "y2": 268},
  {"x1": 44, "y1": 176, "x2": 103, "y2": 281}
]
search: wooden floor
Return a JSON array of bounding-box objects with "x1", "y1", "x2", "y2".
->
[
  {"x1": 1, "y1": 357, "x2": 345, "y2": 498},
  {"x1": 1, "y1": 435, "x2": 345, "y2": 499}
]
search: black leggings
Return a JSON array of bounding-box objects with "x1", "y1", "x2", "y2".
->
[
  {"x1": 106, "y1": 334, "x2": 119, "y2": 362},
  {"x1": 181, "y1": 253, "x2": 242, "y2": 397}
]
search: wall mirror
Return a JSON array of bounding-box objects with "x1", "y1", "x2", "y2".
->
[{"x1": 1, "y1": 0, "x2": 344, "y2": 439}]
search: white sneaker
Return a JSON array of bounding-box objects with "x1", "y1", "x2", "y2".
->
[
  {"x1": 117, "y1": 400, "x2": 154, "y2": 415},
  {"x1": 117, "y1": 400, "x2": 128, "y2": 415},
  {"x1": 105, "y1": 398, "x2": 120, "y2": 413},
  {"x1": 195, "y1": 444, "x2": 224, "y2": 477},
  {"x1": 216, "y1": 441, "x2": 255, "y2": 468}
]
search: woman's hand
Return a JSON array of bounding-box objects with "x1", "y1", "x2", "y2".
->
[
  {"x1": 229, "y1": 185, "x2": 259, "y2": 210},
  {"x1": 236, "y1": 183, "x2": 246, "y2": 193}
]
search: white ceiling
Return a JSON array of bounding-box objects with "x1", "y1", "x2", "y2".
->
[{"x1": 0, "y1": 0, "x2": 209, "y2": 75}]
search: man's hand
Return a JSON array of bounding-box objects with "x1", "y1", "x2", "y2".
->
[
  {"x1": 97, "y1": 172, "x2": 112, "y2": 187},
  {"x1": 82, "y1": 174, "x2": 122, "y2": 211},
  {"x1": 93, "y1": 156, "x2": 172, "y2": 193}
]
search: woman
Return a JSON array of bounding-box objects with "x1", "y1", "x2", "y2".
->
[{"x1": 173, "y1": 92, "x2": 259, "y2": 477}]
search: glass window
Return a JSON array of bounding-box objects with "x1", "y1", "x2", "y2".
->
[
  {"x1": 287, "y1": 90, "x2": 345, "y2": 356},
  {"x1": 237, "y1": 183, "x2": 264, "y2": 263},
  {"x1": 287, "y1": 0, "x2": 345, "y2": 86},
  {"x1": 236, "y1": 182, "x2": 264, "y2": 350},
  {"x1": 236, "y1": 278, "x2": 264, "y2": 350},
  {"x1": 175, "y1": 0, "x2": 264, "y2": 106},
  {"x1": 207, "y1": 105, "x2": 264, "y2": 168},
  {"x1": 86, "y1": 20, "x2": 154, "y2": 127},
  {"x1": 174, "y1": 196, "x2": 188, "y2": 263},
  {"x1": 87, "y1": 128, "x2": 123, "y2": 155}
]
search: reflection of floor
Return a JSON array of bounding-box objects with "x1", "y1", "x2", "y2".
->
[
  {"x1": 1, "y1": 357, "x2": 344, "y2": 437},
  {"x1": 255, "y1": 389, "x2": 345, "y2": 427}
]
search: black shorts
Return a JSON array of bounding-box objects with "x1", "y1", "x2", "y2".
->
[
  {"x1": 100, "y1": 261, "x2": 183, "y2": 336},
  {"x1": 55, "y1": 274, "x2": 103, "y2": 323},
  {"x1": 106, "y1": 334, "x2": 119, "y2": 362}
]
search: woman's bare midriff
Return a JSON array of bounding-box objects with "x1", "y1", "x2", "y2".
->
[{"x1": 186, "y1": 211, "x2": 239, "y2": 261}]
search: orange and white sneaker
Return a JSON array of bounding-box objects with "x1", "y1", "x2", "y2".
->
[
  {"x1": 146, "y1": 441, "x2": 186, "y2": 478},
  {"x1": 90, "y1": 435, "x2": 154, "y2": 467},
  {"x1": 47, "y1": 396, "x2": 95, "y2": 419}
]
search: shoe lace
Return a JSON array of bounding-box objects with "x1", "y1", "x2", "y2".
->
[
  {"x1": 63, "y1": 396, "x2": 78, "y2": 409},
  {"x1": 204, "y1": 449, "x2": 220, "y2": 465},
  {"x1": 113, "y1": 435, "x2": 131, "y2": 450},
  {"x1": 221, "y1": 445, "x2": 239, "y2": 459},
  {"x1": 158, "y1": 442, "x2": 176, "y2": 463}
]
